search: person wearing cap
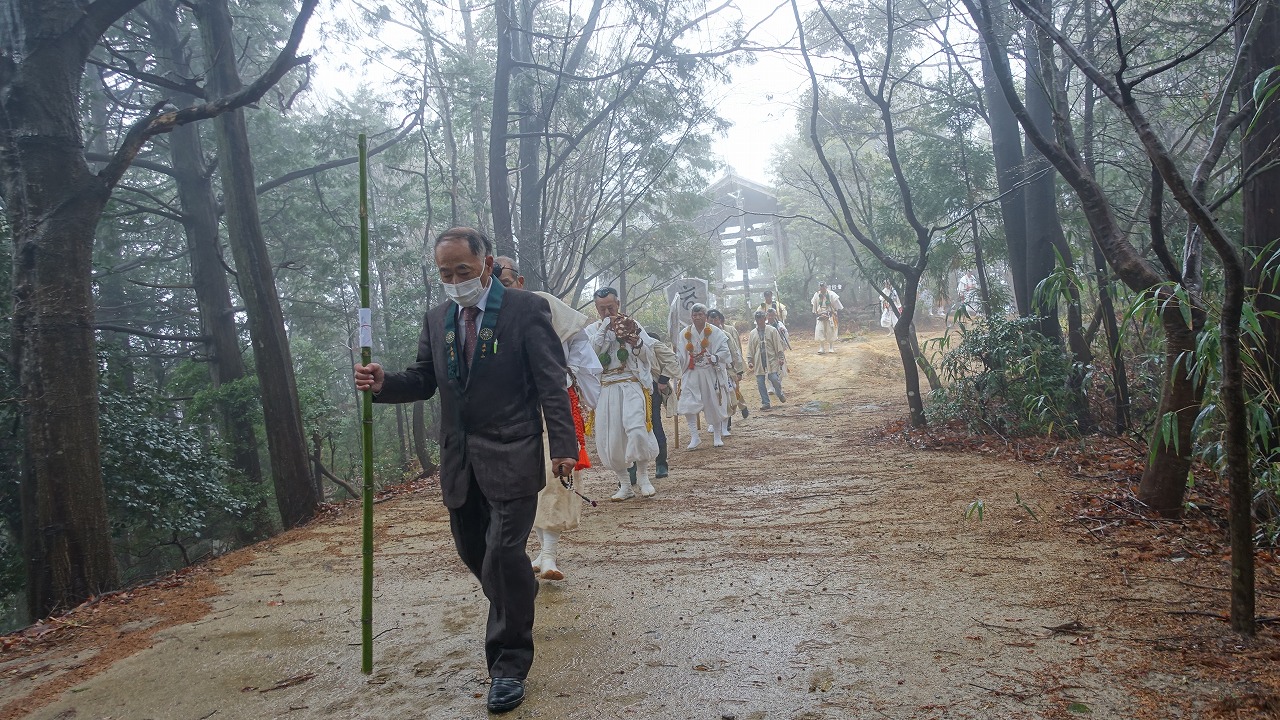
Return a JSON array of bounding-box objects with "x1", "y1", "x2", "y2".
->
[
  {"x1": 707, "y1": 308, "x2": 747, "y2": 435},
  {"x1": 811, "y1": 281, "x2": 844, "y2": 354},
  {"x1": 676, "y1": 303, "x2": 731, "y2": 448},
  {"x1": 586, "y1": 287, "x2": 660, "y2": 500},
  {"x1": 755, "y1": 289, "x2": 788, "y2": 324},
  {"x1": 747, "y1": 309, "x2": 787, "y2": 410},
  {"x1": 494, "y1": 257, "x2": 601, "y2": 581}
]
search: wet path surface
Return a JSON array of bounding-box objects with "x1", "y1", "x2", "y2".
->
[{"x1": 17, "y1": 335, "x2": 1143, "y2": 719}]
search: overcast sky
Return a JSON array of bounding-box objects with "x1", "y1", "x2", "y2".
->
[
  {"x1": 314, "y1": 0, "x2": 812, "y2": 187},
  {"x1": 703, "y1": 0, "x2": 812, "y2": 186}
]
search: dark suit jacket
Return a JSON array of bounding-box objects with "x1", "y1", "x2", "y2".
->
[{"x1": 375, "y1": 283, "x2": 577, "y2": 509}]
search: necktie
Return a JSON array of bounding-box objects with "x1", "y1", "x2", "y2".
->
[{"x1": 463, "y1": 306, "x2": 480, "y2": 367}]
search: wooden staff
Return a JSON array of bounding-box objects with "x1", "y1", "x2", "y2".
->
[{"x1": 358, "y1": 134, "x2": 375, "y2": 675}]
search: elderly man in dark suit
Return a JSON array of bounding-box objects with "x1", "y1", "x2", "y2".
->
[{"x1": 354, "y1": 227, "x2": 577, "y2": 713}]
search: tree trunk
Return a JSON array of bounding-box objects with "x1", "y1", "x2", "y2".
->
[
  {"x1": 195, "y1": 0, "x2": 319, "y2": 528},
  {"x1": 148, "y1": 0, "x2": 271, "y2": 538},
  {"x1": 1232, "y1": 0, "x2": 1276, "y2": 635},
  {"x1": 1, "y1": 0, "x2": 127, "y2": 620},
  {"x1": 488, "y1": 0, "x2": 516, "y2": 256},
  {"x1": 977, "y1": 0, "x2": 1029, "y2": 315},
  {"x1": 1080, "y1": 0, "x2": 1130, "y2": 433},
  {"x1": 514, "y1": 0, "x2": 545, "y2": 290},
  {"x1": 411, "y1": 401, "x2": 438, "y2": 476},
  {"x1": 460, "y1": 0, "x2": 490, "y2": 233},
  {"x1": 893, "y1": 276, "x2": 928, "y2": 426},
  {"x1": 1138, "y1": 312, "x2": 1205, "y2": 514},
  {"x1": 1241, "y1": 0, "x2": 1280, "y2": 438},
  {"x1": 1022, "y1": 8, "x2": 1066, "y2": 345}
]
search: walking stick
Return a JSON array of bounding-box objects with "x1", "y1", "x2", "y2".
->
[
  {"x1": 673, "y1": 377, "x2": 680, "y2": 447},
  {"x1": 358, "y1": 134, "x2": 375, "y2": 675}
]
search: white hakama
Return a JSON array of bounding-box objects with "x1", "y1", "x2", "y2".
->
[{"x1": 593, "y1": 373, "x2": 658, "y2": 472}]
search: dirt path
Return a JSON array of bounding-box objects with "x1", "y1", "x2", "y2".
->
[{"x1": 4, "y1": 332, "x2": 1277, "y2": 719}]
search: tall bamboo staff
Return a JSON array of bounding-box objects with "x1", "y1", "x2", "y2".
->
[{"x1": 358, "y1": 134, "x2": 374, "y2": 674}]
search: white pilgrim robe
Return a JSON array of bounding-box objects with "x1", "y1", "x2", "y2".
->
[
  {"x1": 586, "y1": 317, "x2": 659, "y2": 473},
  {"x1": 812, "y1": 289, "x2": 844, "y2": 343},
  {"x1": 676, "y1": 322, "x2": 731, "y2": 426},
  {"x1": 533, "y1": 292, "x2": 600, "y2": 532}
]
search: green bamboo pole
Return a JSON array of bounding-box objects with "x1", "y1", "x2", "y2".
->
[{"x1": 358, "y1": 134, "x2": 375, "y2": 674}]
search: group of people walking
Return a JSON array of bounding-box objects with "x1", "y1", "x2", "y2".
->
[{"x1": 353, "y1": 227, "x2": 843, "y2": 713}]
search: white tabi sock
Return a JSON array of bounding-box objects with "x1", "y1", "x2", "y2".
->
[
  {"x1": 636, "y1": 461, "x2": 656, "y2": 497},
  {"x1": 611, "y1": 471, "x2": 635, "y2": 501},
  {"x1": 685, "y1": 414, "x2": 701, "y2": 449},
  {"x1": 531, "y1": 527, "x2": 545, "y2": 572},
  {"x1": 539, "y1": 531, "x2": 563, "y2": 580}
]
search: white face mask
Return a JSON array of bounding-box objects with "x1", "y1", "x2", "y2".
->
[{"x1": 443, "y1": 276, "x2": 486, "y2": 307}]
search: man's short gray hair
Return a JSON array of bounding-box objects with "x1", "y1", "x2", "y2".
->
[
  {"x1": 494, "y1": 255, "x2": 520, "y2": 274},
  {"x1": 690, "y1": 303, "x2": 708, "y2": 314},
  {"x1": 435, "y1": 227, "x2": 492, "y2": 257}
]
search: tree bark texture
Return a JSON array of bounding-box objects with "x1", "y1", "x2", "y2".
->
[
  {"x1": 148, "y1": 0, "x2": 269, "y2": 538},
  {"x1": 1, "y1": 0, "x2": 135, "y2": 618},
  {"x1": 893, "y1": 274, "x2": 929, "y2": 426},
  {"x1": 514, "y1": 0, "x2": 546, "y2": 291},
  {"x1": 977, "y1": 0, "x2": 1029, "y2": 315},
  {"x1": 460, "y1": 1, "x2": 490, "y2": 233},
  {"x1": 195, "y1": 0, "x2": 319, "y2": 528},
  {"x1": 1241, "y1": 0, "x2": 1280, "y2": 428},
  {"x1": 1137, "y1": 312, "x2": 1204, "y2": 514},
  {"x1": 1022, "y1": 9, "x2": 1066, "y2": 345},
  {"x1": 488, "y1": 0, "x2": 516, "y2": 256}
]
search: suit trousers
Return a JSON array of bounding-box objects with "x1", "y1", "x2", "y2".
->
[
  {"x1": 650, "y1": 382, "x2": 667, "y2": 467},
  {"x1": 448, "y1": 471, "x2": 539, "y2": 680}
]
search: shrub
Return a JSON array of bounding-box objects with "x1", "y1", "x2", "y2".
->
[{"x1": 925, "y1": 313, "x2": 1080, "y2": 436}]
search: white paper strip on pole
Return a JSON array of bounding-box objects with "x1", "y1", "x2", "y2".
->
[{"x1": 359, "y1": 307, "x2": 373, "y2": 348}]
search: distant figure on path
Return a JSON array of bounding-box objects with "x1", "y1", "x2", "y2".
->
[
  {"x1": 677, "y1": 303, "x2": 731, "y2": 448},
  {"x1": 354, "y1": 228, "x2": 577, "y2": 714},
  {"x1": 880, "y1": 282, "x2": 901, "y2": 330},
  {"x1": 708, "y1": 308, "x2": 747, "y2": 435},
  {"x1": 747, "y1": 310, "x2": 787, "y2": 410},
  {"x1": 811, "y1": 281, "x2": 843, "y2": 354},
  {"x1": 756, "y1": 289, "x2": 788, "y2": 324}
]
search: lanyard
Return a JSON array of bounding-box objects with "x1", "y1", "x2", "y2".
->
[{"x1": 443, "y1": 280, "x2": 506, "y2": 381}]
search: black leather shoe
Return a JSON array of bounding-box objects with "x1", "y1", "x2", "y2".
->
[
  {"x1": 487, "y1": 677, "x2": 525, "y2": 713},
  {"x1": 655, "y1": 462, "x2": 668, "y2": 478},
  {"x1": 741, "y1": 406, "x2": 749, "y2": 418}
]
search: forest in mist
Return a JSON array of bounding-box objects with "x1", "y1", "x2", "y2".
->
[{"x1": 1, "y1": 0, "x2": 1277, "y2": 636}]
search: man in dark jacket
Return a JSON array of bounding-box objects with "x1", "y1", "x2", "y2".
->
[{"x1": 355, "y1": 227, "x2": 577, "y2": 713}]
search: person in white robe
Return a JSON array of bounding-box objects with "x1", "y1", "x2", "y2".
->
[
  {"x1": 747, "y1": 310, "x2": 787, "y2": 409},
  {"x1": 707, "y1": 308, "x2": 746, "y2": 436},
  {"x1": 811, "y1": 281, "x2": 844, "y2": 354},
  {"x1": 676, "y1": 303, "x2": 731, "y2": 448},
  {"x1": 586, "y1": 286, "x2": 660, "y2": 501},
  {"x1": 756, "y1": 290, "x2": 788, "y2": 324},
  {"x1": 880, "y1": 282, "x2": 901, "y2": 330},
  {"x1": 494, "y1": 258, "x2": 601, "y2": 581}
]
